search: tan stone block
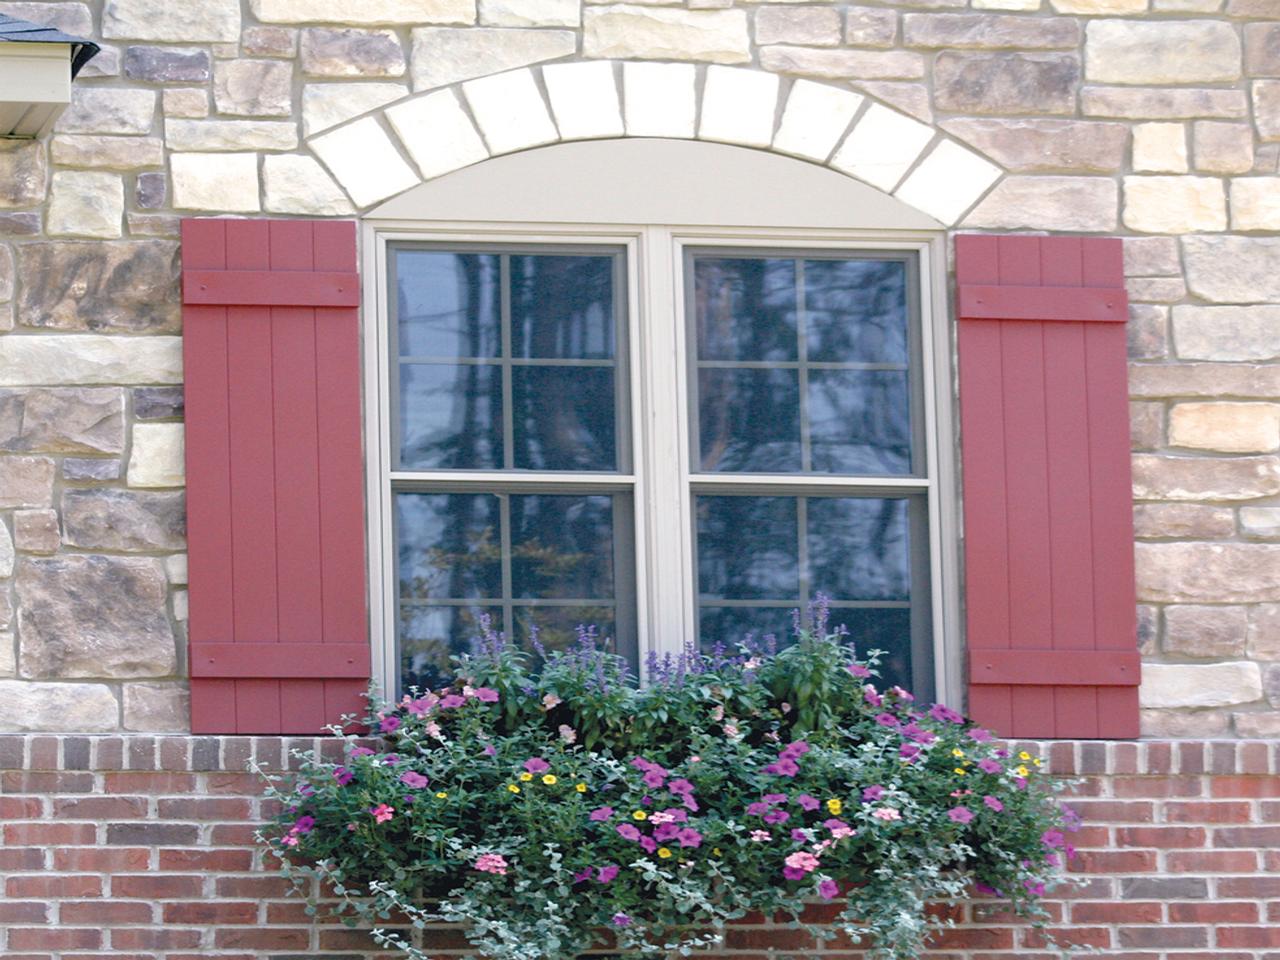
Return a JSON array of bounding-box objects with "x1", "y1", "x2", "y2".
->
[
  {"x1": 962, "y1": 176, "x2": 1117, "y2": 232},
  {"x1": 1249, "y1": 604, "x2": 1280, "y2": 659},
  {"x1": 844, "y1": 7, "x2": 896, "y2": 46},
  {"x1": 1123, "y1": 176, "x2": 1226, "y2": 233},
  {"x1": 163, "y1": 88, "x2": 208, "y2": 119},
  {"x1": 1164, "y1": 604, "x2": 1247, "y2": 657},
  {"x1": 903, "y1": 12, "x2": 1076, "y2": 49},
  {"x1": 934, "y1": 52, "x2": 1078, "y2": 116},
  {"x1": 854, "y1": 82, "x2": 932, "y2": 123},
  {"x1": 759, "y1": 45, "x2": 925, "y2": 80},
  {"x1": 50, "y1": 136, "x2": 164, "y2": 170},
  {"x1": 1083, "y1": 86, "x2": 1246, "y2": 120},
  {"x1": 213, "y1": 59, "x2": 293, "y2": 117},
  {"x1": 1052, "y1": 0, "x2": 1145, "y2": 10},
  {"x1": 0, "y1": 141, "x2": 46, "y2": 209},
  {"x1": 1086, "y1": 20, "x2": 1240, "y2": 85},
  {"x1": 411, "y1": 27, "x2": 576, "y2": 88},
  {"x1": 1133, "y1": 503, "x2": 1234, "y2": 539},
  {"x1": 14, "y1": 509, "x2": 59, "y2": 555},
  {"x1": 0, "y1": 680, "x2": 118, "y2": 732},
  {"x1": 1154, "y1": 0, "x2": 1222, "y2": 8},
  {"x1": 171, "y1": 152, "x2": 260, "y2": 213},
  {"x1": 1129, "y1": 362, "x2": 1280, "y2": 400},
  {"x1": 942, "y1": 118, "x2": 1126, "y2": 173},
  {"x1": 243, "y1": 25, "x2": 298, "y2": 57},
  {"x1": 755, "y1": 6, "x2": 840, "y2": 45},
  {"x1": 1127, "y1": 277, "x2": 1187, "y2": 303},
  {"x1": 46, "y1": 172, "x2": 124, "y2": 240},
  {"x1": 1130, "y1": 401, "x2": 1163, "y2": 450},
  {"x1": 1140, "y1": 709, "x2": 1230, "y2": 738},
  {"x1": 1137, "y1": 542, "x2": 1280, "y2": 602},
  {"x1": 1124, "y1": 237, "x2": 1181, "y2": 277},
  {"x1": 1235, "y1": 711, "x2": 1280, "y2": 736},
  {"x1": 1127, "y1": 304, "x2": 1168, "y2": 360},
  {"x1": 1246, "y1": 22, "x2": 1280, "y2": 77},
  {"x1": 300, "y1": 27, "x2": 406, "y2": 76},
  {"x1": 1172, "y1": 305, "x2": 1280, "y2": 361},
  {"x1": 583, "y1": 6, "x2": 750, "y2": 63},
  {"x1": 302, "y1": 82, "x2": 408, "y2": 137},
  {"x1": 1193, "y1": 122, "x2": 1254, "y2": 175},
  {"x1": 1141, "y1": 661, "x2": 1263, "y2": 709},
  {"x1": 974, "y1": 0, "x2": 1040, "y2": 9},
  {"x1": 123, "y1": 682, "x2": 190, "y2": 732},
  {"x1": 1184, "y1": 235, "x2": 1280, "y2": 303},
  {"x1": 1255, "y1": 81, "x2": 1280, "y2": 142},
  {"x1": 1132, "y1": 122, "x2": 1187, "y2": 173},
  {"x1": 1169, "y1": 402, "x2": 1280, "y2": 453},
  {"x1": 1229, "y1": 0, "x2": 1280, "y2": 14},
  {"x1": 251, "y1": 0, "x2": 476, "y2": 23},
  {"x1": 1241, "y1": 507, "x2": 1280, "y2": 538},
  {"x1": 1132, "y1": 454, "x2": 1280, "y2": 501},
  {"x1": 1230, "y1": 178, "x2": 1280, "y2": 231}
]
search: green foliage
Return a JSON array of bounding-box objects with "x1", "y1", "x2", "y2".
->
[{"x1": 260, "y1": 621, "x2": 1080, "y2": 960}]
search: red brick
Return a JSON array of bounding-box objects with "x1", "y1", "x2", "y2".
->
[
  {"x1": 1070, "y1": 850, "x2": 1158, "y2": 873},
  {"x1": 205, "y1": 772, "x2": 265, "y2": 794},
  {"x1": 0, "y1": 902, "x2": 48, "y2": 923},
  {"x1": 214, "y1": 928, "x2": 311, "y2": 949},
  {"x1": 53, "y1": 796, "x2": 148, "y2": 819},
  {"x1": 0, "y1": 797, "x2": 43, "y2": 818},
  {"x1": 1069, "y1": 825, "x2": 1111, "y2": 848},
  {"x1": 6, "y1": 875, "x2": 101, "y2": 898},
  {"x1": 1219, "y1": 877, "x2": 1280, "y2": 897},
  {"x1": 1071, "y1": 901, "x2": 1161, "y2": 923},
  {"x1": 1116, "y1": 826, "x2": 1207, "y2": 848},
  {"x1": 163, "y1": 901, "x2": 258, "y2": 924},
  {"x1": 1219, "y1": 927, "x2": 1280, "y2": 948},
  {"x1": 157, "y1": 797, "x2": 253, "y2": 819},
  {"x1": 1, "y1": 771, "x2": 94, "y2": 792},
  {"x1": 265, "y1": 901, "x2": 315, "y2": 923},
  {"x1": 1118, "y1": 926, "x2": 1209, "y2": 949},
  {"x1": 60, "y1": 901, "x2": 154, "y2": 924},
  {"x1": 1169, "y1": 901, "x2": 1258, "y2": 923},
  {"x1": 215, "y1": 875, "x2": 293, "y2": 898},
  {"x1": 1067, "y1": 800, "x2": 1154, "y2": 823},
  {"x1": 1214, "y1": 826, "x2": 1280, "y2": 847},
  {"x1": 1023, "y1": 926, "x2": 1112, "y2": 949},
  {"x1": 8, "y1": 928, "x2": 101, "y2": 950},
  {"x1": 110, "y1": 928, "x2": 202, "y2": 950},
  {"x1": 102, "y1": 772, "x2": 196, "y2": 793},
  {"x1": 210, "y1": 823, "x2": 259, "y2": 845},
  {"x1": 53, "y1": 847, "x2": 150, "y2": 872},
  {"x1": 929, "y1": 928, "x2": 1016, "y2": 950},
  {"x1": 158, "y1": 848, "x2": 254, "y2": 871},
  {"x1": 1212, "y1": 776, "x2": 1280, "y2": 798},
  {"x1": 1166, "y1": 850, "x2": 1257, "y2": 872},
  {"x1": 0, "y1": 849, "x2": 45, "y2": 870},
  {"x1": 1165, "y1": 801, "x2": 1252, "y2": 823},
  {"x1": 970, "y1": 902, "x2": 1063, "y2": 924},
  {"x1": 1113, "y1": 777, "x2": 1202, "y2": 798},
  {"x1": 112, "y1": 875, "x2": 203, "y2": 898},
  {"x1": 4, "y1": 822, "x2": 96, "y2": 845}
]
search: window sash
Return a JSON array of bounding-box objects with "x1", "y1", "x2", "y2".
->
[{"x1": 364, "y1": 224, "x2": 959, "y2": 705}]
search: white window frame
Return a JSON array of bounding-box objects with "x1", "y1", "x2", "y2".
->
[{"x1": 363, "y1": 219, "x2": 961, "y2": 706}]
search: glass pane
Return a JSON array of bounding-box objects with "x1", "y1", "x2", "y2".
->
[
  {"x1": 511, "y1": 255, "x2": 616, "y2": 359},
  {"x1": 399, "y1": 363, "x2": 503, "y2": 470},
  {"x1": 698, "y1": 368, "x2": 801, "y2": 472},
  {"x1": 510, "y1": 494, "x2": 615, "y2": 599},
  {"x1": 808, "y1": 370, "x2": 912, "y2": 474},
  {"x1": 514, "y1": 606, "x2": 618, "y2": 657},
  {"x1": 512, "y1": 366, "x2": 617, "y2": 470},
  {"x1": 807, "y1": 498, "x2": 910, "y2": 601},
  {"x1": 699, "y1": 605, "x2": 794, "y2": 651},
  {"x1": 396, "y1": 492, "x2": 502, "y2": 600},
  {"x1": 400, "y1": 604, "x2": 502, "y2": 692},
  {"x1": 697, "y1": 496, "x2": 799, "y2": 600},
  {"x1": 831, "y1": 607, "x2": 912, "y2": 693},
  {"x1": 395, "y1": 250, "x2": 501, "y2": 358},
  {"x1": 694, "y1": 258, "x2": 797, "y2": 362},
  {"x1": 804, "y1": 259, "x2": 908, "y2": 365}
]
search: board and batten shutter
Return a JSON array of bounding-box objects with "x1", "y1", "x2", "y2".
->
[
  {"x1": 182, "y1": 218, "x2": 369, "y2": 734},
  {"x1": 956, "y1": 234, "x2": 1140, "y2": 739}
]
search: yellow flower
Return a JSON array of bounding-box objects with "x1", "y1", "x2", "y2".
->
[
  {"x1": 952, "y1": 748, "x2": 965, "y2": 758},
  {"x1": 826, "y1": 798, "x2": 843, "y2": 815},
  {"x1": 435, "y1": 791, "x2": 448, "y2": 799},
  {"x1": 542, "y1": 774, "x2": 557, "y2": 785},
  {"x1": 575, "y1": 783, "x2": 588, "y2": 793},
  {"x1": 657, "y1": 847, "x2": 673, "y2": 859},
  {"x1": 507, "y1": 784, "x2": 521, "y2": 794},
  {"x1": 712, "y1": 848, "x2": 722, "y2": 857},
  {"x1": 632, "y1": 810, "x2": 648, "y2": 821},
  {"x1": 519, "y1": 772, "x2": 533, "y2": 782},
  {"x1": 954, "y1": 767, "x2": 967, "y2": 775},
  {"x1": 1018, "y1": 751, "x2": 1032, "y2": 761},
  {"x1": 1033, "y1": 758, "x2": 1043, "y2": 768},
  {"x1": 1016, "y1": 765, "x2": 1030, "y2": 778}
]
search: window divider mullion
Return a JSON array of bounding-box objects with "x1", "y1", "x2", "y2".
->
[
  {"x1": 796, "y1": 259, "x2": 811, "y2": 474},
  {"x1": 500, "y1": 254, "x2": 514, "y2": 471}
]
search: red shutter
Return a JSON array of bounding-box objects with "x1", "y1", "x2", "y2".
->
[
  {"x1": 182, "y1": 218, "x2": 369, "y2": 734},
  {"x1": 956, "y1": 234, "x2": 1140, "y2": 740}
]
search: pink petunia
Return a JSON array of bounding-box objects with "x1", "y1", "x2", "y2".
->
[
  {"x1": 334, "y1": 767, "x2": 355, "y2": 786},
  {"x1": 983, "y1": 795, "x2": 1004, "y2": 812},
  {"x1": 667, "y1": 778, "x2": 694, "y2": 797},
  {"x1": 763, "y1": 809, "x2": 790, "y2": 825},
  {"x1": 638, "y1": 835, "x2": 657, "y2": 853},
  {"x1": 818, "y1": 878, "x2": 839, "y2": 899},
  {"x1": 616, "y1": 823, "x2": 641, "y2": 841},
  {"x1": 523, "y1": 758, "x2": 550, "y2": 774},
  {"x1": 475, "y1": 853, "x2": 508, "y2": 875},
  {"x1": 848, "y1": 664, "x2": 872, "y2": 678},
  {"x1": 653, "y1": 823, "x2": 680, "y2": 842},
  {"x1": 589, "y1": 806, "x2": 615, "y2": 822},
  {"x1": 369, "y1": 803, "x2": 395, "y2": 823},
  {"x1": 597, "y1": 864, "x2": 619, "y2": 883},
  {"x1": 379, "y1": 716, "x2": 401, "y2": 733},
  {"x1": 784, "y1": 851, "x2": 820, "y2": 874},
  {"x1": 968, "y1": 727, "x2": 993, "y2": 743},
  {"x1": 930, "y1": 703, "x2": 965, "y2": 725},
  {"x1": 862, "y1": 785, "x2": 885, "y2": 802},
  {"x1": 746, "y1": 801, "x2": 769, "y2": 817},
  {"x1": 292, "y1": 815, "x2": 315, "y2": 834},
  {"x1": 791, "y1": 828, "x2": 809, "y2": 842},
  {"x1": 573, "y1": 867, "x2": 593, "y2": 884},
  {"x1": 977, "y1": 758, "x2": 1002, "y2": 774},
  {"x1": 676, "y1": 827, "x2": 702, "y2": 848},
  {"x1": 796, "y1": 794, "x2": 820, "y2": 811},
  {"x1": 750, "y1": 829, "x2": 772, "y2": 842},
  {"x1": 399, "y1": 771, "x2": 429, "y2": 789},
  {"x1": 947, "y1": 806, "x2": 974, "y2": 824},
  {"x1": 473, "y1": 687, "x2": 500, "y2": 702},
  {"x1": 439, "y1": 694, "x2": 466, "y2": 709},
  {"x1": 407, "y1": 695, "x2": 437, "y2": 715},
  {"x1": 350, "y1": 746, "x2": 376, "y2": 758},
  {"x1": 611, "y1": 913, "x2": 632, "y2": 927}
]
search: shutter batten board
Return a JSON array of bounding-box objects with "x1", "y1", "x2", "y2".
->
[
  {"x1": 182, "y1": 218, "x2": 369, "y2": 735},
  {"x1": 957, "y1": 234, "x2": 1139, "y2": 740}
]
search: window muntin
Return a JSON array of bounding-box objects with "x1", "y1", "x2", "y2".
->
[{"x1": 381, "y1": 234, "x2": 939, "y2": 701}]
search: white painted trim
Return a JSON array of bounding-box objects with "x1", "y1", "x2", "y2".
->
[{"x1": 0, "y1": 43, "x2": 74, "y2": 138}]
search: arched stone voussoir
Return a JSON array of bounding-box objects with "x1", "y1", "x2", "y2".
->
[{"x1": 304, "y1": 59, "x2": 1007, "y2": 227}]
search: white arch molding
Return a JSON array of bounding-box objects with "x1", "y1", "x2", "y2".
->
[{"x1": 300, "y1": 60, "x2": 1007, "y2": 227}]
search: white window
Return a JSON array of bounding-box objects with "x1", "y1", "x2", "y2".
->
[{"x1": 363, "y1": 140, "x2": 959, "y2": 704}]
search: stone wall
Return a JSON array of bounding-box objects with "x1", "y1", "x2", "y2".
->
[
  {"x1": 3, "y1": 735, "x2": 1280, "y2": 956},
  {"x1": 0, "y1": 0, "x2": 1278, "y2": 735}
]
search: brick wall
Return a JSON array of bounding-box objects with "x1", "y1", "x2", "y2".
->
[{"x1": 3, "y1": 735, "x2": 1280, "y2": 958}]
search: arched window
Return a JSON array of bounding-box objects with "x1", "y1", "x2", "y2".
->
[{"x1": 362, "y1": 138, "x2": 959, "y2": 703}]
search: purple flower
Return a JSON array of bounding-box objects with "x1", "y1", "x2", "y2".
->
[
  {"x1": 399, "y1": 771, "x2": 429, "y2": 789},
  {"x1": 947, "y1": 806, "x2": 974, "y2": 824},
  {"x1": 676, "y1": 828, "x2": 702, "y2": 848},
  {"x1": 439, "y1": 694, "x2": 466, "y2": 709},
  {"x1": 818, "y1": 878, "x2": 839, "y2": 899},
  {"x1": 638, "y1": 835, "x2": 657, "y2": 853},
  {"x1": 1024, "y1": 879, "x2": 1047, "y2": 897},
  {"x1": 349, "y1": 746, "x2": 376, "y2": 758},
  {"x1": 746, "y1": 801, "x2": 769, "y2": 817},
  {"x1": 612, "y1": 913, "x2": 632, "y2": 927},
  {"x1": 763, "y1": 809, "x2": 790, "y2": 825},
  {"x1": 654, "y1": 823, "x2": 680, "y2": 842},
  {"x1": 889, "y1": 686, "x2": 914, "y2": 702},
  {"x1": 983, "y1": 795, "x2": 1004, "y2": 812},
  {"x1": 762, "y1": 793, "x2": 787, "y2": 804},
  {"x1": 862, "y1": 785, "x2": 884, "y2": 802},
  {"x1": 864, "y1": 688, "x2": 883, "y2": 708},
  {"x1": 473, "y1": 687, "x2": 500, "y2": 702},
  {"x1": 781, "y1": 741, "x2": 810, "y2": 758},
  {"x1": 483, "y1": 744, "x2": 497, "y2": 757},
  {"x1": 667, "y1": 778, "x2": 694, "y2": 796},
  {"x1": 791, "y1": 828, "x2": 809, "y2": 842},
  {"x1": 1041, "y1": 829, "x2": 1065, "y2": 849},
  {"x1": 929, "y1": 703, "x2": 965, "y2": 725},
  {"x1": 573, "y1": 867, "x2": 593, "y2": 884},
  {"x1": 379, "y1": 716, "x2": 401, "y2": 733},
  {"x1": 899, "y1": 743, "x2": 922, "y2": 761},
  {"x1": 616, "y1": 823, "x2": 641, "y2": 841},
  {"x1": 968, "y1": 727, "x2": 993, "y2": 743},
  {"x1": 523, "y1": 758, "x2": 550, "y2": 774},
  {"x1": 901, "y1": 723, "x2": 936, "y2": 745},
  {"x1": 796, "y1": 794, "x2": 820, "y2": 811},
  {"x1": 848, "y1": 664, "x2": 872, "y2": 678},
  {"x1": 977, "y1": 758, "x2": 1002, "y2": 775},
  {"x1": 764, "y1": 758, "x2": 799, "y2": 777},
  {"x1": 293, "y1": 815, "x2": 315, "y2": 834},
  {"x1": 782, "y1": 866, "x2": 807, "y2": 881},
  {"x1": 874, "y1": 713, "x2": 900, "y2": 729},
  {"x1": 642, "y1": 769, "x2": 666, "y2": 789},
  {"x1": 589, "y1": 806, "x2": 615, "y2": 822},
  {"x1": 597, "y1": 865, "x2": 619, "y2": 883},
  {"x1": 661, "y1": 807, "x2": 688, "y2": 823},
  {"x1": 333, "y1": 767, "x2": 354, "y2": 786}
]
